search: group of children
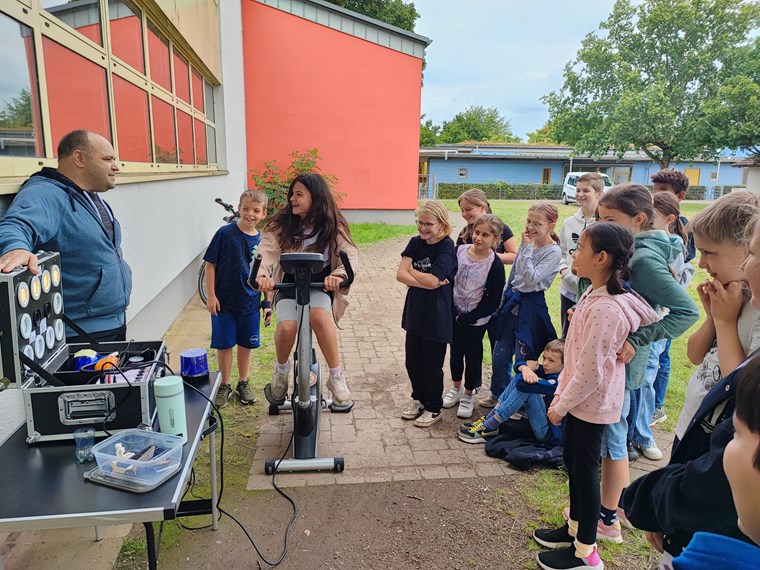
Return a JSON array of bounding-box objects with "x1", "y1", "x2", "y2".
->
[
  {"x1": 204, "y1": 173, "x2": 358, "y2": 411},
  {"x1": 397, "y1": 171, "x2": 760, "y2": 570},
  {"x1": 202, "y1": 168, "x2": 760, "y2": 570}
]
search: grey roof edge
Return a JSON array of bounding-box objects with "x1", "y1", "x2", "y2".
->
[
  {"x1": 258, "y1": 0, "x2": 432, "y2": 48},
  {"x1": 419, "y1": 147, "x2": 742, "y2": 164}
]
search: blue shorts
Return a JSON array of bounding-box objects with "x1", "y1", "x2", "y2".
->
[
  {"x1": 600, "y1": 388, "x2": 630, "y2": 461},
  {"x1": 210, "y1": 311, "x2": 260, "y2": 350}
]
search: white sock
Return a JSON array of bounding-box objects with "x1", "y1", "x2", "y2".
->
[
  {"x1": 275, "y1": 360, "x2": 290, "y2": 373},
  {"x1": 329, "y1": 366, "x2": 342, "y2": 377}
]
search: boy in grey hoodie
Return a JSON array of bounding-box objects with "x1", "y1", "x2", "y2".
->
[{"x1": 558, "y1": 173, "x2": 604, "y2": 337}]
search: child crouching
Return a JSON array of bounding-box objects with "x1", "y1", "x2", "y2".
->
[{"x1": 458, "y1": 339, "x2": 565, "y2": 444}]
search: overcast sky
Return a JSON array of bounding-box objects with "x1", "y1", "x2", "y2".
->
[{"x1": 414, "y1": 0, "x2": 618, "y2": 139}]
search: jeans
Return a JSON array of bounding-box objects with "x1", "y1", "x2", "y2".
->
[
  {"x1": 492, "y1": 382, "x2": 550, "y2": 441},
  {"x1": 490, "y1": 313, "x2": 516, "y2": 398},
  {"x1": 653, "y1": 339, "x2": 672, "y2": 410},
  {"x1": 632, "y1": 339, "x2": 667, "y2": 450},
  {"x1": 601, "y1": 389, "x2": 631, "y2": 461}
]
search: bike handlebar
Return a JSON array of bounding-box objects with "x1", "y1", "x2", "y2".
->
[
  {"x1": 215, "y1": 197, "x2": 238, "y2": 215},
  {"x1": 248, "y1": 251, "x2": 355, "y2": 291}
]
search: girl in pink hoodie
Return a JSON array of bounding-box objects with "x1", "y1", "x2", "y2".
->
[{"x1": 533, "y1": 222, "x2": 660, "y2": 570}]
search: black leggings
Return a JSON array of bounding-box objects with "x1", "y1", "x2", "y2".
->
[
  {"x1": 450, "y1": 318, "x2": 488, "y2": 391},
  {"x1": 560, "y1": 293, "x2": 574, "y2": 339},
  {"x1": 565, "y1": 414, "x2": 605, "y2": 545},
  {"x1": 405, "y1": 333, "x2": 447, "y2": 414}
]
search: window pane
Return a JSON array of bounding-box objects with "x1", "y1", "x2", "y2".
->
[
  {"x1": 206, "y1": 125, "x2": 216, "y2": 164},
  {"x1": 108, "y1": 0, "x2": 144, "y2": 73},
  {"x1": 113, "y1": 76, "x2": 151, "y2": 162},
  {"x1": 204, "y1": 80, "x2": 214, "y2": 122},
  {"x1": 191, "y1": 69, "x2": 204, "y2": 113},
  {"x1": 147, "y1": 20, "x2": 170, "y2": 91},
  {"x1": 151, "y1": 96, "x2": 176, "y2": 163},
  {"x1": 43, "y1": 38, "x2": 110, "y2": 156},
  {"x1": 176, "y1": 109, "x2": 193, "y2": 164},
  {"x1": 173, "y1": 52, "x2": 190, "y2": 102},
  {"x1": 0, "y1": 13, "x2": 44, "y2": 157},
  {"x1": 41, "y1": 0, "x2": 102, "y2": 46},
  {"x1": 194, "y1": 118, "x2": 207, "y2": 165}
]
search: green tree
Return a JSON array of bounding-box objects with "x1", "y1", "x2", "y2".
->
[
  {"x1": 0, "y1": 88, "x2": 33, "y2": 129},
  {"x1": 420, "y1": 114, "x2": 440, "y2": 146},
  {"x1": 249, "y1": 148, "x2": 340, "y2": 214},
  {"x1": 438, "y1": 105, "x2": 521, "y2": 144},
  {"x1": 543, "y1": 0, "x2": 760, "y2": 168},
  {"x1": 697, "y1": 37, "x2": 760, "y2": 159},
  {"x1": 324, "y1": 0, "x2": 419, "y2": 31},
  {"x1": 526, "y1": 122, "x2": 558, "y2": 144}
]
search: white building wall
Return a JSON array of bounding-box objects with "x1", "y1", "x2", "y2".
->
[{"x1": 121, "y1": 1, "x2": 248, "y2": 339}]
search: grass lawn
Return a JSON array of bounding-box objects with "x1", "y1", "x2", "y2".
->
[{"x1": 350, "y1": 222, "x2": 416, "y2": 245}]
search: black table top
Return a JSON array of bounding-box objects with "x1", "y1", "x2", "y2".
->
[{"x1": 0, "y1": 373, "x2": 219, "y2": 531}]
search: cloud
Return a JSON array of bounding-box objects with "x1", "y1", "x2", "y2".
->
[{"x1": 415, "y1": 0, "x2": 617, "y2": 138}]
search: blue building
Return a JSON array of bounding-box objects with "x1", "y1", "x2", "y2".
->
[{"x1": 419, "y1": 143, "x2": 745, "y2": 199}]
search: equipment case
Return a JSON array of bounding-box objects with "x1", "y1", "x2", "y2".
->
[{"x1": 22, "y1": 340, "x2": 164, "y2": 444}]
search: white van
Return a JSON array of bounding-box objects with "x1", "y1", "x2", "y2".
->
[{"x1": 561, "y1": 172, "x2": 613, "y2": 205}]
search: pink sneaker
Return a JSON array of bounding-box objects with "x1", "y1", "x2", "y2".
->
[
  {"x1": 561, "y1": 507, "x2": 624, "y2": 543},
  {"x1": 596, "y1": 519, "x2": 623, "y2": 543},
  {"x1": 617, "y1": 507, "x2": 634, "y2": 530}
]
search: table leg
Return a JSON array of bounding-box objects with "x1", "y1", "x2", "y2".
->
[
  {"x1": 209, "y1": 426, "x2": 219, "y2": 531},
  {"x1": 144, "y1": 522, "x2": 158, "y2": 570}
]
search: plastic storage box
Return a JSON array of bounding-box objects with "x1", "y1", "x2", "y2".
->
[{"x1": 91, "y1": 429, "x2": 183, "y2": 489}]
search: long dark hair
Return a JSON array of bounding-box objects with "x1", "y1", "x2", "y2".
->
[
  {"x1": 265, "y1": 173, "x2": 355, "y2": 252},
  {"x1": 583, "y1": 222, "x2": 634, "y2": 295},
  {"x1": 598, "y1": 184, "x2": 654, "y2": 231}
]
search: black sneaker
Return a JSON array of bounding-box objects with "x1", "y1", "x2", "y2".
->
[
  {"x1": 627, "y1": 440, "x2": 640, "y2": 462},
  {"x1": 214, "y1": 384, "x2": 233, "y2": 408},
  {"x1": 537, "y1": 545, "x2": 604, "y2": 570},
  {"x1": 533, "y1": 524, "x2": 574, "y2": 549}
]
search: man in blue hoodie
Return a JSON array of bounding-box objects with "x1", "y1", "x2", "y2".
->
[{"x1": 0, "y1": 130, "x2": 132, "y2": 342}]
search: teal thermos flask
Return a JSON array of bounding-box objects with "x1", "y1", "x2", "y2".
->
[{"x1": 154, "y1": 376, "x2": 188, "y2": 445}]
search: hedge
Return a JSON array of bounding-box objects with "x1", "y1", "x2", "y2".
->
[
  {"x1": 437, "y1": 182, "x2": 563, "y2": 200},
  {"x1": 437, "y1": 182, "x2": 745, "y2": 201}
]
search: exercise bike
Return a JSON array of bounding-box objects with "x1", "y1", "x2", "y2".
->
[{"x1": 250, "y1": 250, "x2": 355, "y2": 474}]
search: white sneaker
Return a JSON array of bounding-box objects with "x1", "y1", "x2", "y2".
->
[
  {"x1": 442, "y1": 387, "x2": 463, "y2": 408},
  {"x1": 457, "y1": 395, "x2": 474, "y2": 418},
  {"x1": 413, "y1": 410, "x2": 442, "y2": 427},
  {"x1": 401, "y1": 399, "x2": 424, "y2": 420},
  {"x1": 270, "y1": 365, "x2": 289, "y2": 401},
  {"x1": 641, "y1": 445, "x2": 663, "y2": 461},
  {"x1": 327, "y1": 373, "x2": 352, "y2": 406}
]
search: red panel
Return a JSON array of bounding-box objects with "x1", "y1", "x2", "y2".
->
[
  {"x1": 42, "y1": 38, "x2": 110, "y2": 156},
  {"x1": 151, "y1": 95, "x2": 176, "y2": 163},
  {"x1": 76, "y1": 22, "x2": 102, "y2": 46},
  {"x1": 242, "y1": 2, "x2": 423, "y2": 210},
  {"x1": 147, "y1": 23, "x2": 171, "y2": 91},
  {"x1": 110, "y1": 14, "x2": 144, "y2": 73},
  {"x1": 192, "y1": 70, "x2": 204, "y2": 112},
  {"x1": 176, "y1": 109, "x2": 193, "y2": 164},
  {"x1": 194, "y1": 118, "x2": 207, "y2": 165},
  {"x1": 113, "y1": 76, "x2": 151, "y2": 162},
  {"x1": 174, "y1": 53, "x2": 190, "y2": 102}
]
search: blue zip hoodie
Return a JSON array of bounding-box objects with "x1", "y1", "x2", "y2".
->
[{"x1": 0, "y1": 168, "x2": 132, "y2": 334}]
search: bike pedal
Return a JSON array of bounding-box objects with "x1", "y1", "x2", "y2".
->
[
  {"x1": 328, "y1": 400, "x2": 354, "y2": 414},
  {"x1": 264, "y1": 383, "x2": 286, "y2": 405}
]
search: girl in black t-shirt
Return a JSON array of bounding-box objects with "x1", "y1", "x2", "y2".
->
[
  {"x1": 397, "y1": 200, "x2": 457, "y2": 428},
  {"x1": 457, "y1": 188, "x2": 517, "y2": 265}
]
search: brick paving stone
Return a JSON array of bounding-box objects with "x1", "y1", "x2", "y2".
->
[
  {"x1": 447, "y1": 464, "x2": 479, "y2": 479},
  {"x1": 413, "y1": 450, "x2": 443, "y2": 466},
  {"x1": 418, "y1": 465, "x2": 450, "y2": 480}
]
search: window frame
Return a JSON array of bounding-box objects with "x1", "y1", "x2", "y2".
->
[{"x1": 0, "y1": 0, "x2": 220, "y2": 186}]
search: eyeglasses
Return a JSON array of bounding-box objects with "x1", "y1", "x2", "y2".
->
[
  {"x1": 525, "y1": 219, "x2": 547, "y2": 229},
  {"x1": 416, "y1": 220, "x2": 438, "y2": 229}
]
